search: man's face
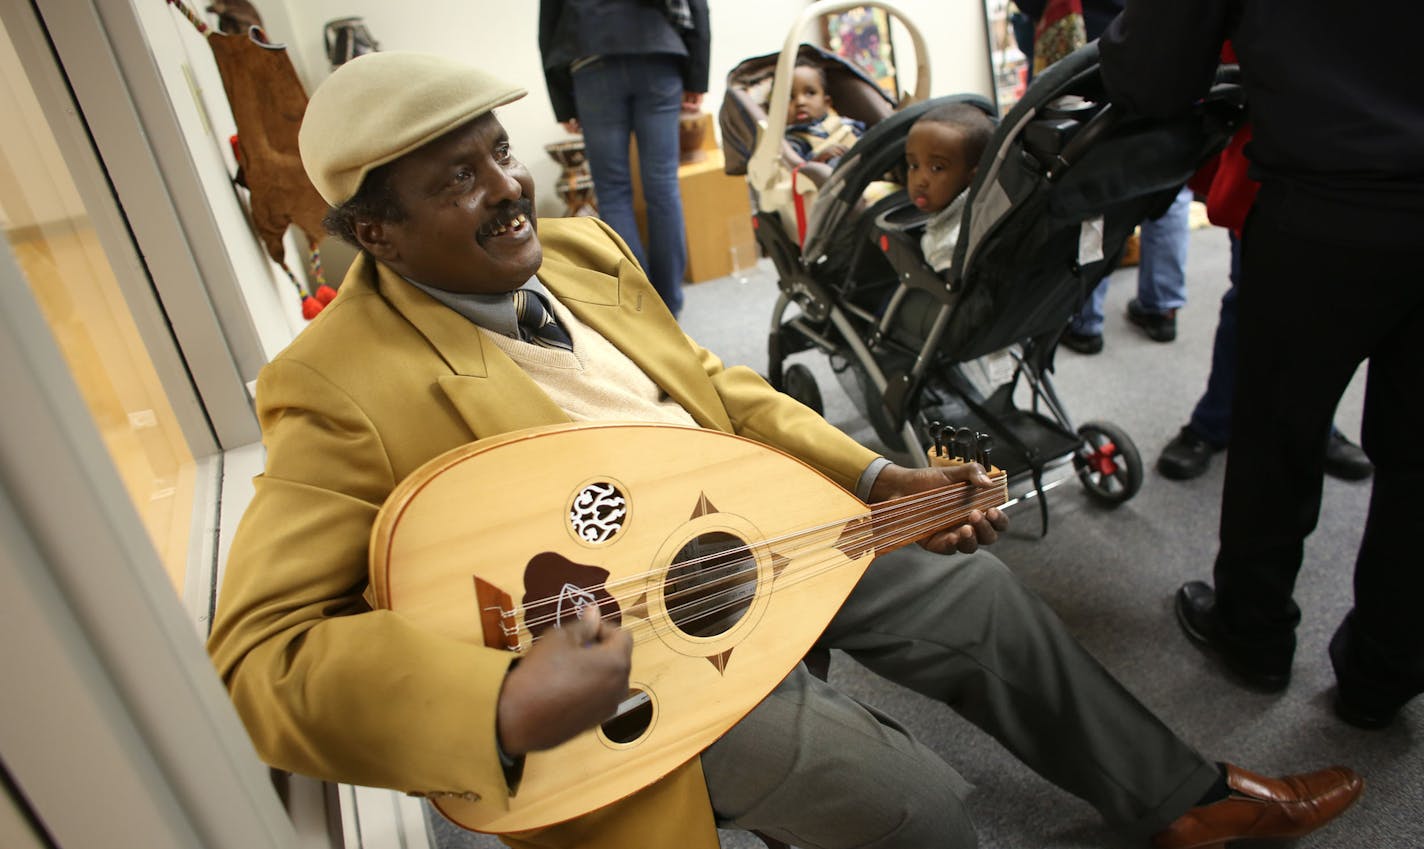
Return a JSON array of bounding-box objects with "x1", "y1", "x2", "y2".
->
[
  {"x1": 359, "y1": 113, "x2": 541, "y2": 294},
  {"x1": 788, "y1": 66, "x2": 832, "y2": 125},
  {"x1": 905, "y1": 121, "x2": 976, "y2": 214}
]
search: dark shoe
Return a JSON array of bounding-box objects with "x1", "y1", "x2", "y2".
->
[
  {"x1": 1158, "y1": 426, "x2": 1222, "y2": 480},
  {"x1": 1060, "y1": 329, "x2": 1104, "y2": 354},
  {"x1": 1323, "y1": 431, "x2": 1373, "y2": 481},
  {"x1": 1127, "y1": 298, "x2": 1178, "y2": 342},
  {"x1": 1174, "y1": 582, "x2": 1291, "y2": 692},
  {"x1": 1333, "y1": 686, "x2": 1401, "y2": 731},
  {"x1": 1151, "y1": 764, "x2": 1363, "y2": 849}
]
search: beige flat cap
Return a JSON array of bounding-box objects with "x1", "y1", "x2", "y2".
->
[{"x1": 300, "y1": 51, "x2": 527, "y2": 205}]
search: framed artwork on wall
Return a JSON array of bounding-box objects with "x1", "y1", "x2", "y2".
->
[{"x1": 821, "y1": 6, "x2": 898, "y2": 95}]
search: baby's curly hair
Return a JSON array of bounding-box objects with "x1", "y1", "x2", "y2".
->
[
  {"x1": 915, "y1": 102, "x2": 996, "y2": 168},
  {"x1": 793, "y1": 54, "x2": 829, "y2": 87}
]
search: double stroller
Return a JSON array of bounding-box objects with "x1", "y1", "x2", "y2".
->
[{"x1": 719, "y1": 3, "x2": 1244, "y2": 527}]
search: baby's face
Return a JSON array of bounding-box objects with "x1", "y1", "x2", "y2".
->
[
  {"x1": 905, "y1": 121, "x2": 977, "y2": 213},
  {"x1": 788, "y1": 66, "x2": 832, "y2": 124}
]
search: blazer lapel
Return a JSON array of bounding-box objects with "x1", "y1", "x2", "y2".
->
[{"x1": 368, "y1": 257, "x2": 570, "y2": 436}]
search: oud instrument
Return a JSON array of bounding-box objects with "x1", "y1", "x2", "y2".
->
[{"x1": 369, "y1": 422, "x2": 1005, "y2": 833}]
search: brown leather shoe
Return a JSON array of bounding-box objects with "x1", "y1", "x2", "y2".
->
[{"x1": 1151, "y1": 764, "x2": 1363, "y2": 848}]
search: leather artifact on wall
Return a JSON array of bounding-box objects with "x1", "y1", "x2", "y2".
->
[
  {"x1": 163, "y1": 0, "x2": 337, "y2": 317},
  {"x1": 205, "y1": 25, "x2": 329, "y2": 276}
]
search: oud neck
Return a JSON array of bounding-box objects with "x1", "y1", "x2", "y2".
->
[{"x1": 862, "y1": 473, "x2": 1008, "y2": 558}]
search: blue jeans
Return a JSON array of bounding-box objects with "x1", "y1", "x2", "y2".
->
[
  {"x1": 1070, "y1": 186, "x2": 1192, "y2": 336},
  {"x1": 572, "y1": 54, "x2": 687, "y2": 317}
]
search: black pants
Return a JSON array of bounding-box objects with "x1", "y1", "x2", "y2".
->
[{"x1": 1214, "y1": 187, "x2": 1424, "y2": 695}]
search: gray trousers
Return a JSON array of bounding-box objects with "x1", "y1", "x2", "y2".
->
[{"x1": 701, "y1": 549, "x2": 1219, "y2": 849}]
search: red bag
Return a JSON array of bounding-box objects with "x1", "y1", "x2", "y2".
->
[
  {"x1": 1192, "y1": 43, "x2": 1258, "y2": 234},
  {"x1": 1204, "y1": 126, "x2": 1259, "y2": 233}
]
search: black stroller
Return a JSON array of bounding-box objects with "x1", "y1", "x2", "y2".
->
[{"x1": 720, "y1": 10, "x2": 1244, "y2": 529}]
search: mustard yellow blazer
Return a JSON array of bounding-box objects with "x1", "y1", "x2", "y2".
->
[{"x1": 207, "y1": 217, "x2": 879, "y2": 848}]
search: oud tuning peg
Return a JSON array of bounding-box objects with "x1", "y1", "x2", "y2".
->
[
  {"x1": 951, "y1": 427, "x2": 975, "y2": 463},
  {"x1": 928, "y1": 421, "x2": 949, "y2": 458},
  {"x1": 975, "y1": 433, "x2": 995, "y2": 470}
]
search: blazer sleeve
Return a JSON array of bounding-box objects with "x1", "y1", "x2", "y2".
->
[
  {"x1": 688, "y1": 340, "x2": 880, "y2": 494},
  {"x1": 207, "y1": 359, "x2": 518, "y2": 802}
]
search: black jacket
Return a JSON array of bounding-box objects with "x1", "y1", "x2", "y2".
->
[
  {"x1": 1098, "y1": 0, "x2": 1424, "y2": 244},
  {"x1": 539, "y1": 0, "x2": 711, "y2": 122}
]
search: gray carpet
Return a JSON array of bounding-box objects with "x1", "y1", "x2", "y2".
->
[{"x1": 433, "y1": 226, "x2": 1419, "y2": 848}]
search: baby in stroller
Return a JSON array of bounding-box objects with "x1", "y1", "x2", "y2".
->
[
  {"x1": 904, "y1": 102, "x2": 996, "y2": 275},
  {"x1": 785, "y1": 56, "x2": 866, "y2": 168}
]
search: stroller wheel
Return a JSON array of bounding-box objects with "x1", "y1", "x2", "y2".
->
[
  {"x1": 782, "y1": 363, "x2": 824, "y2": 416},
  {"x1": 1073, "y1": 420, "x2": 1143, "y2": 506}
]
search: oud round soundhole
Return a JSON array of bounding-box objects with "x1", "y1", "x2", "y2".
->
[
  {"x1": 599, "y1": 687, "x2": 654, "y2": 745},
  {"x1": 568, "y1": 480, "x2": 628, "y2": 545},
  {"x1": 666, "y1": 531, "x2": 759, "y2": 638}
]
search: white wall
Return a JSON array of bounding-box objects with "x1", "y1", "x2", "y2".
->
[{"x1": 272, "y1": 0, "x2": 991, "y2": 220}]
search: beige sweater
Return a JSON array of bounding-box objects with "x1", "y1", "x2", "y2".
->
[{"x1": 482, "y1": 297, "x2": 699, "y2": 428}]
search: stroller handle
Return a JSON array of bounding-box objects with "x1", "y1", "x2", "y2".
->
[{"x1": 747, "y1": 0, "x2": 931, "y2": 195}]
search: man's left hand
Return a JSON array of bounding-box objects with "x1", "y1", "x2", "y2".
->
[{"x1": 868, "y1": 463, "x2": 1009, "y2": 555}]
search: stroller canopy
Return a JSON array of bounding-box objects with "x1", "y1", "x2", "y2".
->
[
  {"x1": 720, "y1": 43, "x2": 896, "y2": 179},
  {"x1": 719, "y1": 1, "x2": 933, "y2": 251}
]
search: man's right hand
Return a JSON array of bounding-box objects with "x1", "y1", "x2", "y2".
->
[{"x1": 496, "y1": 605, "x2": 632, "y2": 756}]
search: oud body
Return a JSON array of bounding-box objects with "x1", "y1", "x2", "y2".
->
[{"x1": 370, "y1": 422, "x2": 1002, "y2": 833}]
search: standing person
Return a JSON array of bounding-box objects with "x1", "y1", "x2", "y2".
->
[
  {"x1": 1099, "y1": 0, "x2": 1424, "y2": 729},
  {"x1": 207, "y1": 51, "x2": 1364, "y2": 849},
  {"x1": 539, "y1": 0, "x2": 708, "y2": 318},
  {"x1": 1017, "y1": 0, "x2": 1193, "y2": 354}
]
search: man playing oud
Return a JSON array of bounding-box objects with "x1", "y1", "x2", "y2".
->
[{"x1": 209, "y1": 51, "x2": 1361, "y2": 849}]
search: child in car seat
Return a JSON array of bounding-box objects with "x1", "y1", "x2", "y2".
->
[
  {"x1": 785, "y1": 56, "x2": 866, "y2": 168},
  {"x1": 905, "y1": 102, "x2": 995, "y2": 273}
]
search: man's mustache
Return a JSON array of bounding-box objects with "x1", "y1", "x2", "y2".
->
[{"x1": 478, "y1": 199, "x2": 535, "y2": 239}]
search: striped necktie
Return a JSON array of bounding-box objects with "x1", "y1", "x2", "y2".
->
[{"x1": 512, "y1": 289, "x2": 574, "y2": 352}]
